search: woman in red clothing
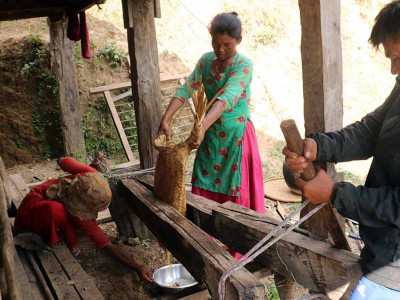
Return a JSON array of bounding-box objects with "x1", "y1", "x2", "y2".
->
[{"x1": 15, "y1": 157, "x2": 153, "y2": 283}]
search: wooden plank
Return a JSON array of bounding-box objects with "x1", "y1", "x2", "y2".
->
[
  {"x1": 37, "y1": 250, "x2": 80, "y2": 300},
  {"x1": 125, "y1": 0, "x2": 162, "y2": 169},
  {"x1": 104, "y1": 91, "x2": 135, "y2": 162},
  {"x1": 121, "y1": 178, "x2": 265, "y2": 299},
  {"x1": 108, "y1": 179, "x2": 136, "y2": 238},
  {"x1": 13, "y1": 250, "x2": 33, "y2": 300},
  {"x1": 89, "y1": 82, "x2": 132, "y2": 94},
  {"x1": 16, "y1": 248, "x2": 54, "y2": 300},
  {"x1": 160, "y1": 72, "x2": 190, "y2": 82},
  {"x1": 49, "y1": 17, "x2": 86, "y2": 160},
  {"x1": 154, "y1": 0, "x2": 161, "y2": 18},
  {"x1": 27, "y1": 180, "x2": 46, "y2": 190},
  {"x1": 113, "y1": 90, "x2": 132, "y2": 102},
  {"x1": 188, "y1": 199, "x2": 361, "y2": 299},
  {"x1": 53, "y1": 247, "x2": 104, "y2": 300},
  {"x1": 0, "y1": 156, "x2": 13, "y2": 209},
  {"x1": 9, "y1": 174, "x2": 30, "y2": 198},
  {"x1": 96, "y1": 208, "x2": 112, "y2": 224},
  {"x1": 0, "y1": 174, "x2": 22, "y2": 300},
  {"x1": 179, "y1": 290, "x2": 210, "y2": 300},
  {"x1": 299, "y1": 0, "x2": 347, "y2": 247}
]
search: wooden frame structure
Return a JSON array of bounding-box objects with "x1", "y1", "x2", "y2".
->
[{"x1": 0, "y1": 0, "x2": 363, "y2": 299}]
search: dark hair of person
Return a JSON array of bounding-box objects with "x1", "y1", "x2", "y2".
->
[
  {"x1": 208, "y1": 12, "x2": 242, "y2": 40},
  {"x1": 369, "y1": 0, "x2": 400, "y2": 48}
]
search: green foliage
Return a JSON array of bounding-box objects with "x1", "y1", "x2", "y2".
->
[
  {"x1": 96, "y1": 42, "x2": 127, "y2": 68},
  {"x1": 265, "y1": 284, "x2": 280, "y2": 300},
  {"x1": 289, "y1": 202, "x2": 301, "y2": 212},
  {"x1": 138, "y1": 239, "x2": 150, "y2": 248},
  {"x1": 82, "y1": 96, "x2": 126, "y2": 163},
  {"x1": 20, "y1": 34, "x2": 63, "y2": 159}
]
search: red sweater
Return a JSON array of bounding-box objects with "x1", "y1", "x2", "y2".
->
[{"x1": 15, "y1": 158, "x2": 109, "y2": 248}]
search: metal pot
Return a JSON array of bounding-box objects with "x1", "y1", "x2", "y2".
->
[{"x1": 153, "y1": 263, "x2": 198, "y2": 293}]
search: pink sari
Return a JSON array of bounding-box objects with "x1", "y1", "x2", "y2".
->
[{"x1": 192, "y1": 121, "x2": 265, "y2": 259}]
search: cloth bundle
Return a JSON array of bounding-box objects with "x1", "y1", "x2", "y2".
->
[
  {"x1": 154, "y1": 77, "x2": 228, "y2": 215},
  {"x1": 67, "y1": 10, "x2": 91, "y2": 59},
  {"x1": 46, "y1": 172, "x2": 111, "y2": 220}
]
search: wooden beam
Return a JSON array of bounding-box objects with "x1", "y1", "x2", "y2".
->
[
  {"x1": 52, "y1": 247, "x2": 104, "y2": 300},
  {"x1": 131, "y1": 174, "x2": 360, "y2": 298},
  {"x1": 0, "y1": 157, "x2": 12, "y2": 210},
  {"x1": 13, "y1": 251, "x2": 33, "y2": 300},
  {"x1": 104, "y1": 91, "x2": 135, "y2": 162},
  {"x1": 120, "y1": 178, "x2": 265, "y2": 300},
  {"x1": 89, "y1": 82, "x2": 132, "y2": 95},
  {"x1": 16, "y1": 248, "x2": 54, "y2": 300},
  {"x1": 0, "y1": 175, "x2": 22, "y2": 299},
  {"x1": 0, "y1": 0, "x2": 104, "y2": 21},
  {"x1": 123, "y1": 0, "x2": 162, "y2": 169},
  {"x1": 187, "y1": 199, "x2": 361, "y2": 299},
  {"x1": 154, "y1": 0, "x2": 161, "y2": 18},
  {"x1": 298, "y1": 0, "x2": 347, "y2": 246},
  {"x1": 36, "y1": 250, "x2": 80, "y2": 300},
  {"x1": 49, "y1": 17, "x2": 86, "y2": 161}
]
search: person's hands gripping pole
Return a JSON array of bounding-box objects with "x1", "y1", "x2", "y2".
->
[{"x1": 282, "y1": 138, "x2": 317, "y2": 173}]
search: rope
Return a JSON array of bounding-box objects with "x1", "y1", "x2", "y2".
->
[
  {"x1": 218, "y1": 201, "x2": 327, "y2": 300},
  {"x1": 105, "y1": 167, "x2": 155, "y2": 179}
]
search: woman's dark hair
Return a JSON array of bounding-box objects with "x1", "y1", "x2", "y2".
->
[
  {"x1": 209, "y1": 12, "x2": 242, "y2": 40},
  {"x1": 370, "y1": 0, "x2": 400, "y2": 48}
]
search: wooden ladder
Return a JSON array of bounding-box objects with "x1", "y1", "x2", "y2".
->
[{"x1": 90, "y1": 72, "x2": 192, "y2": 164}]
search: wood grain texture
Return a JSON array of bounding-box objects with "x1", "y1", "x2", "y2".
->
[
  {"x1": 0, "y1": 157, "x2": 12, "y2": 209},
  {"x1": 124, "y1": 0, "x2": 162, "y2": 168},
  {"x1": 0, "y1": 175, "x2": 22, "y2": 300},
  {"x1": 104, "y1": 91, "x2": 135, "y2": 162},
  {"x1": 17, "y1": 248, "x2": 54, "y2": 300},
  {"x1": 121, "y1": 178, "x2": 265, "y2": 300},
  {"x1": 189, "y1": 200, "x2": 361, "y2": 299},
  {"x1": 53, "y1": 247, "x2": 104, "y2": 300},
  {"x1": 299, "y1": 0, "x2": 346, "y2": 244},
  {"x1": 37, "y1": 250, "x2": 80, "y2": 300},
  {"x1": 49, "y1": 18, "x2": 86, "y2": 160},
  {"x1": 280, "y1": 120, "x2": 351, "y2": 251}
]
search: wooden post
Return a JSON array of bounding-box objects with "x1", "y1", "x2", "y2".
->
[
  {"x1": 299, "y1": 0, "x2": 346, "y2": 239},
  {"x1": 122, "y1": 0, "x2": 162, "y2": 169},
  {"x1": 49, "y1": 16, "x2": 87, "y2": 161},
  {"x1": 0, "y1": 168, "x2": 22, "y2": 299}
]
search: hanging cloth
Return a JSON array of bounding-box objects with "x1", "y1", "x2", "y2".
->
[{"x1": 67, "y1": 10, "x2": 91, "y2": 59}]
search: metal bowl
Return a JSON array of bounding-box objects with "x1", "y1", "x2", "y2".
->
[{"x1": 153, "y1": 264, "x2": 198, "y2": 293}]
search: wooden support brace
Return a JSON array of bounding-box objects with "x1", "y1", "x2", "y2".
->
[
  {"x1": 120, "y1": 178, "x2": 265, "y2": 300},
  {"x1": 133, "y1": 174, "x2": 361, "y2": 299}
]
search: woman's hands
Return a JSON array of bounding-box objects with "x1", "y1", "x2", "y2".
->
[
  {"x1": 137, "y1": 266, "x2": 154, "y2": 283},
  {"x1": 104, "y1": 244, "x2": 154, "y2": 283},
  {"x1": 158, "y1": 118, "x2": 172, "y2": 140},
  {"x1": 190, "y1": 123, "x2": 205, "y2": 149},
  {"x1": 158, "y1": 98, "x2": 185, "y2": 140}
]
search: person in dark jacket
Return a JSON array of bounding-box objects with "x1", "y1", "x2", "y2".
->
[{"x1": 283, "y1": 1, "x2": 400, "y2": 299}]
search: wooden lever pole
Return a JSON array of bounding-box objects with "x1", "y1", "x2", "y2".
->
[
  {"x1": 280, "y1": 119, "x2": 351, "y2": 251},
  {"x1": 280, "y1": 119, "x2": 316, "y2": 180}
]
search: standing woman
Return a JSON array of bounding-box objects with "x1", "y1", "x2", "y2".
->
[{"x1": 159, "y1": 12, "x2": 265, "y2": 257}]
